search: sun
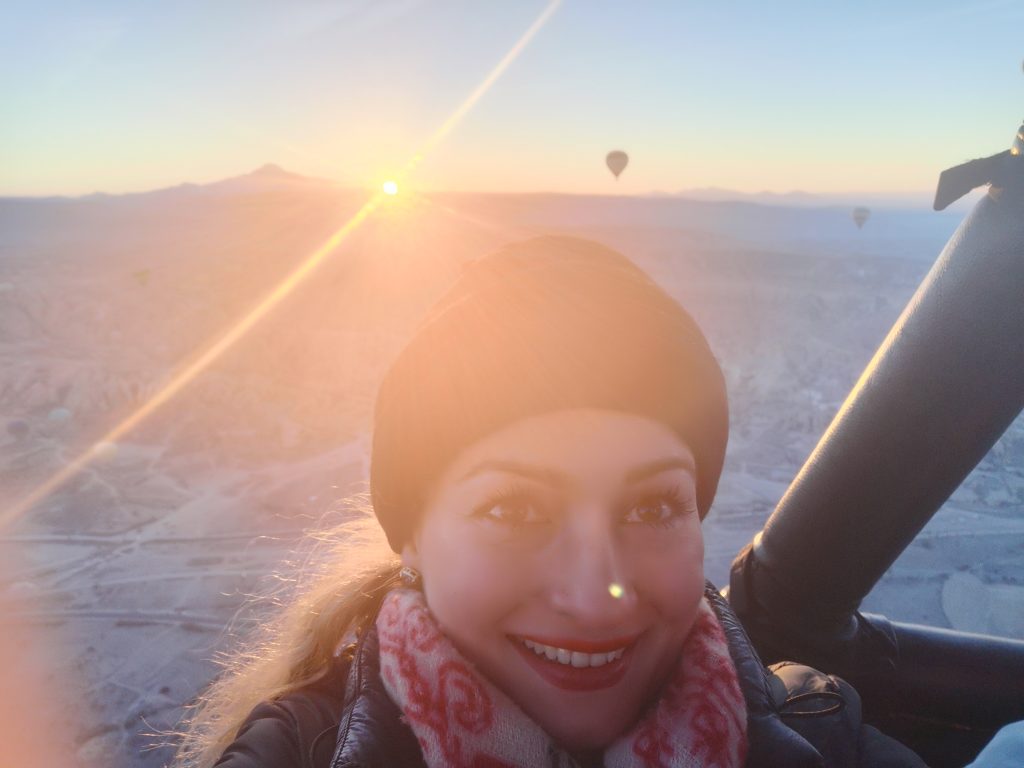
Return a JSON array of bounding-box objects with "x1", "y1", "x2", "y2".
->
[{"x1": 382, "y1": 180, "x2": 399, "y2": 196}]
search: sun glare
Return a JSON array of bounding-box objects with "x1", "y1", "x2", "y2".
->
[{"x1": 0, "y1": 0, "x2": 563, "y2": 533}]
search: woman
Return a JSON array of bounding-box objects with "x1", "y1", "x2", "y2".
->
[{"x1": 175, "y1": 236, "x2": 925, "y2": 767}]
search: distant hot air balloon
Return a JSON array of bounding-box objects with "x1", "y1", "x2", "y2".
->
[
  {"x1": 606, "y1": 150, "x2": 629, "y2": 179},
  {"x1": 47, "y1": 407, "x2": 72, "y2": 425},
  {"x1": 6, "y1": 419, "x2": 29, "y2": 440},
  {"x1": 852, "y1": 206, "x2": 871, "y2": 229}
]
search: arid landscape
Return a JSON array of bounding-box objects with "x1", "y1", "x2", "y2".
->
[{"x1": 2, "y1": 169, "x2": 1021, "y2": 766}]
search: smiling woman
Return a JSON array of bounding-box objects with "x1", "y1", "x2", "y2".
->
[
  {"x1": 401, "y1": 410, "x2": 709, "y2": 755},
  {"x1": 174, "y1": 236, "x2": 925, "y2": 768}
]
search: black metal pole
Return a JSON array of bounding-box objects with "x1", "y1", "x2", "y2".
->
[{"x1": 730, "y1": 123, "x2": 1024, "y2": 639}]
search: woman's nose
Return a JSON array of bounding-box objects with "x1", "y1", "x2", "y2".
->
[{"x1": 547, "y1": 516, "x2": 637, "y2": 623}]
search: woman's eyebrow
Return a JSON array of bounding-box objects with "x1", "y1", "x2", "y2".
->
[
  {"x1": 459, "y1": 456, "x2": 694, "y2": 485},
  {"x1": 624, "y1": 456, "x2": 695, "y2": 483},
  {"x1": 459, "y1": 460, "x2": 566, "y2": 486}
]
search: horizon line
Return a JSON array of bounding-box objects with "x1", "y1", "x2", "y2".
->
[{"x1": 0, "y1": 174, "x2": 938, "y2": 208}]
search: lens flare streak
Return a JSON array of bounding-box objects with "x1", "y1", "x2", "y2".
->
[
  {"x1": 401, "y1": 0, "x2": 562, "y2": 180},
  {"x1": 0, "y1": 198, "x2": 382, "y2": 531},
  {"x1": 0, "y1": 0, "x2": 564, "y2": 533}
]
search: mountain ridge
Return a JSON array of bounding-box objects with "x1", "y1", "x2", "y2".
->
[{"x1": 3, "y1": 166, "x2": 946, "y2": 210}]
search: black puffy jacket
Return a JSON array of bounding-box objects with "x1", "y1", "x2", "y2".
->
[{"x1": 213, "y1": 584, "x2": 927, "y2": 768}]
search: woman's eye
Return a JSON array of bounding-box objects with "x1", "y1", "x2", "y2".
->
[
  {"x1": 473, "y1": 487, "x2": 549, "y2": 528},
  {"x1": 622, "y1": 490, "x2": 694, "y2": 527}
]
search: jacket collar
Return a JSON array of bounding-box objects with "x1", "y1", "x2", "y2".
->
[{"x1": 330, "y1": 624, "x2": 426, "y2": 768}]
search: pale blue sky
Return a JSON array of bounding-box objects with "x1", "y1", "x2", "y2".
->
[{"x1": 2, "y1": 0, "x2": 1022, "y2": 196}]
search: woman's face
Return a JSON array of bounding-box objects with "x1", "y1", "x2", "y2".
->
[{"x1": 402, "y1": 408, "x2": 705, "y2": 751}]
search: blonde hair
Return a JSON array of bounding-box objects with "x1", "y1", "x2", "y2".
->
[{"x1": 171, "y1": 499, "x2": 401, "y2": 768}]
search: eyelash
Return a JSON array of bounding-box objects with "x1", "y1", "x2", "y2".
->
[
  {"x1": 471, "y1": 484, "x2": 694, "y2": 530},
  {"x1": 472, "y1": 482, "x2": 544, "y2": 528},
  {"x1": 625, "y1": 486, "x2": 695, "y2": 528}
]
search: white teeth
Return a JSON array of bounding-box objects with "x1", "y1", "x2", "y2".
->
[{"x1": 519, "y1": 638, "x2": 628, "y2": 667}]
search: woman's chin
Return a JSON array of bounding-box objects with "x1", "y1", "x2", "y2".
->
[
  {"x1": 535, "y1": 709, "x2": 630, "y2": 754},
  {"x1": 550, "y1": 726, "x2": 611, "y2": 754}
]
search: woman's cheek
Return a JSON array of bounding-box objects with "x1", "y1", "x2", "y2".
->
[
  {"x1": 624, "y1": 517, "x2": 703, "y2": 559},
  {"x1": 628, "y1": 527, "x2": 704, "y2": 596},
  {"x1": 429, "y1": 543, "x2": 530, "y2": 604}
]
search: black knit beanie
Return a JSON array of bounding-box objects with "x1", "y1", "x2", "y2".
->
[{"x1": 371, "y1": 236, "x2": 728, "y2": 553}]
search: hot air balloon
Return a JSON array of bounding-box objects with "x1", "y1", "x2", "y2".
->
[
  {"x1": 6, "y1": 419, "x2": 29, "y2": 440},
  {"x1": 606, "y1": 150, "x2": 628, "y2": 179},
  {"x1": 47, "y1": 407, "x2": 72, "y2": 424},
  {"x1": 852, "y1": 206, "x2": 871, "y2": 229}
]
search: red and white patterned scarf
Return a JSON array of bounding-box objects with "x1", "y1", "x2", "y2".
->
[{"x1": 376, "y1": 588, "x2": 747, "y2": 768}]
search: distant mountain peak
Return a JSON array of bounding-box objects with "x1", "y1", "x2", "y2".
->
[
  {"x1": 248, "y1": 163, "x2": 300, "y2": 179},
  {"x1": 197, "y1": 163, "x2": 337, "y2": 192}
]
